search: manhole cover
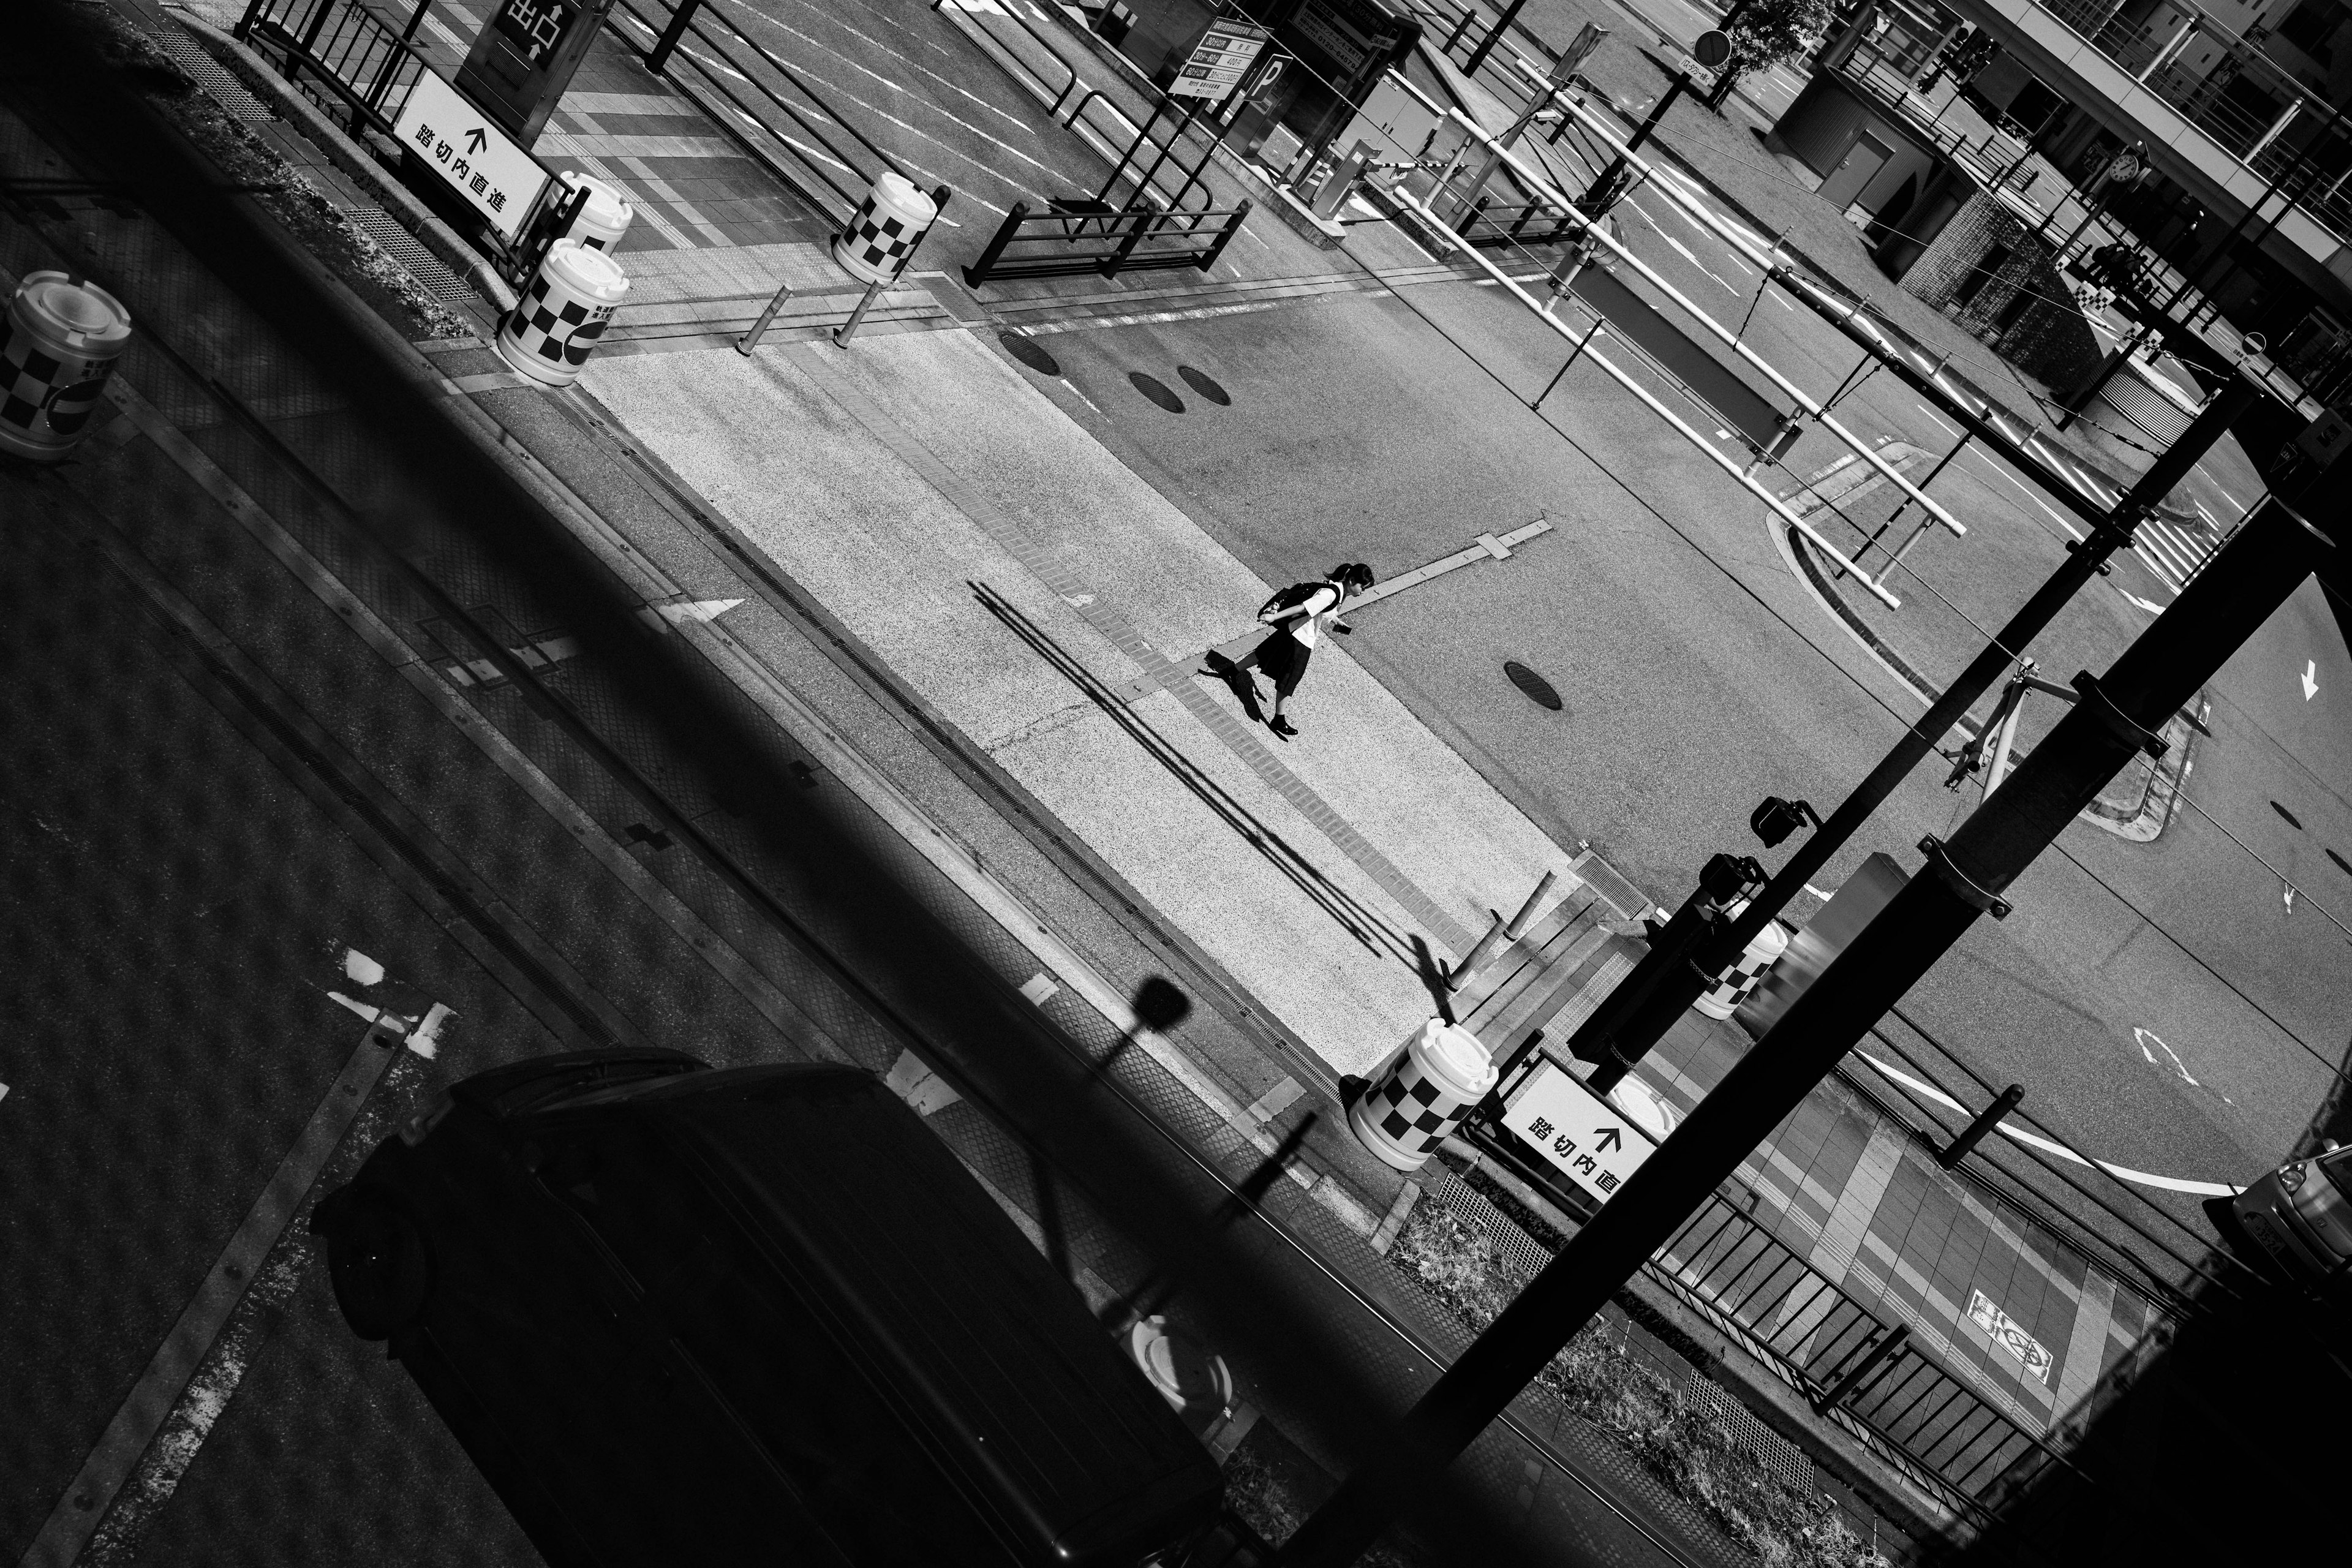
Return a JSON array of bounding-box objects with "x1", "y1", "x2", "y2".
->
[
  {"x1": 1504, "y1": 661, "x2": 1562, "y2": 710},
  {"x1": 1177, "y1": 366, "x2": 1231, "y2": 405},
  {"x1": 2272, "y1": 800, "x2": 2304, "y2": 829},
  {"x1": 1129, "y1": 371, "x2": 1186, "y2": 413},
  {"x1": 1000, "y1": 332, "x2": 1060, "y2": 376}
]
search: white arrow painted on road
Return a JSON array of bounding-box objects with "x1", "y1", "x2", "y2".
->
[
  {"x1": 2302, "y1": 659, "x2": 2318, "y2": 700},
  {"x1": 2118, "y1": 587, "x2": 2166, "y2": 614},
  {"x1": 1856, "y1": 1050, "x2": 2239, "y2": 1196}
]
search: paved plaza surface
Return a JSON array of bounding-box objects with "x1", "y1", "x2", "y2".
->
[{"x1": 4, "y1": 0, "x2": 2346, "y2": 1564}]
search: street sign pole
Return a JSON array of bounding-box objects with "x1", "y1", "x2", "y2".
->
[
  {"x1": 1573, "y1": 374, "x2": 2261, "y2": 1096},
  {"x1": 1279, "y1": 492, "x2": 2331, "y2": 1568}
]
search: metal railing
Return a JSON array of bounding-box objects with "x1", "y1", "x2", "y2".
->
[
  {"x1": 235, "y1": 0, "x2": 431, "y2": 140},
  {"x1": 961, "y1": 198, "x2": 1251, "y2": 287},
  {"x1": 1460, "y1": 1120, "x2": 2052, "y2": 1523},
  {"x1": 608, "y1": 0, "x2": 911, "y2": 224},
  {"x1": 2035, "y1": 0, "x2": 2352, "y2": 244},
  {"x1": 1455, "y1": 194, "x2": 1583, "y2": 250}
]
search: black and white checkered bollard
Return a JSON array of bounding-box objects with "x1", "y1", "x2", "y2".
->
[
  {"x1": 497, "y1": 240, "x2": 628, "y2": 387},
  {"x1": 829, "y1": 173, "x2": 941, "y2": 347},
  {"x1": 1348, "y1": 1019, "x2": 1498, "y2": 1171},
  {"x1": 0, "y1": 271, "x2": 133, "y2": 462},
  {"x1": 1692, "y1": 901, "x2": 1792, "y2": 1020}
]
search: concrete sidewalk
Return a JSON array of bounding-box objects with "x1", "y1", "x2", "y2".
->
[{"x1": 578, "y1": 326, "x2": 1591, "y2": 1079}]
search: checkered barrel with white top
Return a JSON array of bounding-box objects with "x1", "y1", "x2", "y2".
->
[
  {"x1": 555, "y1": 170, "x2": 635, "y2": 253},
  {"x1": 832, "y1": 173, "x2": 938, "y2": 287},
  {"x1": 1348, "y1": 1018, "x2": 1498, "y2": 1172},
  {"x1": 1692, "y1": 898, "x2": 1793, "y2": 1020},
  {"x1": 0, "y1": 271, "x2": 133, "y2": 462},
  {"x1": 497, "y1": 240, "x2": 629, "y2": 388}
]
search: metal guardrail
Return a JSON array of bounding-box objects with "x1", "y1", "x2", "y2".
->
[
  {"x1": 608, "y1": 0, "x2": 912, "y2": 224},
  {"x1": 235, "y1": 0, "x2": 431, "y2": 141},
  {"x1": 1462, "y1": 1110, "x2": 2050, "y2": 1524},
  {"x1": 962, "y1": 198, "x2": 1250, "y2": 287},
  {"x1": 1456, "y1": 195, "x2": 1581, "y2": 250}
]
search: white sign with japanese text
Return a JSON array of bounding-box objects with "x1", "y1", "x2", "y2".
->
[
  {"x1": 1169, "y1": 21, "x2": 1271, "y2": 99},
  {"x1": 394, "y1": 70, "x2": 551, "y2": 243},
  {"x1": 1501, "y1": 1061, "x2": 1656, "y2": 1205}
]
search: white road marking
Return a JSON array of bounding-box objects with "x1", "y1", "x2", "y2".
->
[
  {"x1": 2134, "y1": 1028, "x2": 2197, "y2": 1085},
  {"x1": 341, "y1": 948, "x2": 385, "y2": 986},
  {"x1": 2302, "y1": 659, "x2": 2318, "y2": 699},
  {"x1": 2118, "y1": 587, "x2": 2167, "y2": 612},
  {"x1": 1855, "y1": 1050, "x2": 2238, "y2": 1196},
  {"x1": 650, "y1": 597, "x2": 745, "y2": 626}
]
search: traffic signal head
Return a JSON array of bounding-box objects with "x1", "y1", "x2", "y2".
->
[
  {"x1": 1751, "y1": 796, "x2": 1820, "y2": 847},
  {"x1": 1698, "y1": 851, "x2": 1765, "y2": 905}
]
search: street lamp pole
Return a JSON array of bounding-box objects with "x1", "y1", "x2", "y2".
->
[
  {"x1": 1567, "y1": 376, "x2": 2260, "y2": 1096},
  {"x1": 1278, "y1": 489, "x2": 2331, "y2": 1568}
]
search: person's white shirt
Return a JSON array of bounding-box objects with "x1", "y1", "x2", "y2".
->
[{"x1": 1270, "y1": 582, "x2": 1346, "y2": 648}]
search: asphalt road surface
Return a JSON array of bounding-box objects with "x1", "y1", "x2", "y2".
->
[{"x1": 988, "y1": 257, "x2": 2345, "y2": 1250}]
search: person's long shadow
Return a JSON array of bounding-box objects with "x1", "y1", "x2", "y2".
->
[
  {"x1": 973, "y1": 581, "x2": 1420, "y2": 966},
  {"x1": 1202, "y1": 649, "x2": 1265, "y2": 726}
]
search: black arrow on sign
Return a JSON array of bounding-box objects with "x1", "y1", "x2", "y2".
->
[
  {"x1": 465, "y1": 128, "x2": 489, "y2": 154},
  {"x1": 1594, "y1": 1127, "x2": 1623, "y2": 1153}
]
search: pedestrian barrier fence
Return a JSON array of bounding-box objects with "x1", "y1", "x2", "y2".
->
[
  {"x1": 235, "y1": 0, "x2": 429, "y2": 142},
  {"x1": 1458, "y1": 1112, "x2": 2056, "y2": 1524},
  {"x1": 962, "y1": 199, "x2": 1251, "y2": 287},
  {"x1": 607, "y1": 0, "x2": 916, "y2": 225},
  {"x1": 933, "y1": 0, "x2": 1225, "y2": 220},
  {"x1": 1455, "y1": 194, "x2": 1583, "y2": 251}
]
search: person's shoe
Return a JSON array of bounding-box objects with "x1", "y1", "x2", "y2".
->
[{"x1": 1268, "y1": 716, "x2": 1298, "y2": 737}]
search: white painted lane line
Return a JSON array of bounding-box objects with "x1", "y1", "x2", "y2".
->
[{"x1": 1855, "y1": 1050, "x2": 2239, "y2": 1196}]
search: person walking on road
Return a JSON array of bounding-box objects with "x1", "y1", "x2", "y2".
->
[{"x1": 1211, "y1": 563, "x2": 1375, "y2": 737}]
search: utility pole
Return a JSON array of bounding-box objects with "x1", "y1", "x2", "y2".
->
[
  {"x1": 1566, "y1": 375, "x2": 2261, "y2": 1096},
  {"x1": 1278, "y1": 489, "x2": 2331, "y2": 1568}
]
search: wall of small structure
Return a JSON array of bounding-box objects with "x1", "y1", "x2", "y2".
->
[{"x1": 1898, "y1": 189, "x2": 2104, "y2": 391}]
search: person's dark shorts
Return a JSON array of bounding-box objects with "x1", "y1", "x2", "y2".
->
[{"x1": 1258, "y1": 633, "x2": 1311, "y2": 698}]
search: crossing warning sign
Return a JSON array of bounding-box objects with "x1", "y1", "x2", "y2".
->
[{"x1": 1501, "y1": 1061, "x2": 1657, "y2": 1205}]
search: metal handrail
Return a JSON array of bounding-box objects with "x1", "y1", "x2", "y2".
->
[
  {"x1": 1390, "y1": 75, "x2": 1972, "y2": 545},
  {"x1": 928, "y1": 0, "x2": 1088, "y2": 126},
  {"x1": 937, "y1": 0, "x2": 1216, "y2": 215},
  {"x1": 236, "y1": 0, "x2": 429, "y2": 140}
]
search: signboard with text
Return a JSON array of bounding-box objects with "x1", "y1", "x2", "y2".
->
[
  {"x1": 1170, "y1": 21, "x2": 1271, "y2": 100},
  {"x1": 394, "y1": 70, "x2": 552, "y2": 244},
  {"x1": 492, "y1": 0, "x2": 584, "y2": 66},
  {"x1": 1501, "y1": 1061, "x2": 1656, "y2": 1205}
]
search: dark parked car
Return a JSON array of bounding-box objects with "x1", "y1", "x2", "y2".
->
[{"x1": 314, "y1": 1049, "x2": 1223, "y2": 1566}]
